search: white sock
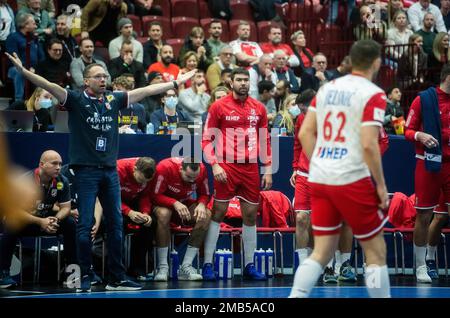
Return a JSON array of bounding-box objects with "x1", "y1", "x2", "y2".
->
[
  {"x1": 157, "y1": 247, "x2": 169, "y2": 268},
  {"x1": 364, "y1": 265, "x2": 391, "y2": 298},
  {"x1": 341, "y1": 252, "x2": 351, "y2": 264},
  {"x1": 415, "y1": 244, "x2": 427, "y2": 267},
  {"x1": 325, "y1": 258, "x2": 334, "y2": 269},
  {"x1": 334, "y1": 251, "x2": 342, "y2": 275},
  {"x1": 204, "y1": 221, "x2": 220, "y2": 264},
  {"x1": 182, "y1": 245, "x2": 199, "y2": 267},
  {"x1": 426, "y1": 245, "x2": 437, "y2": 261},
  {"x1": 296, "y1": 248, "x2": 309, "y2": 265},
  {"x1": 243, "y1": 224, "x2": 257, "y2": 266},
  {"x1": 289, "y1": 258, "x2": 323, "y2": 298}
]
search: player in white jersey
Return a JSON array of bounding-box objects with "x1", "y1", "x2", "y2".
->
[{"x1": 289, "y1": 40, "x2": 390, "y2": 298}]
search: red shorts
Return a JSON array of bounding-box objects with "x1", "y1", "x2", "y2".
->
[
  {"x1": 310, "y1": 177, "x2": 388, "y2": 241},
  {"x1": 214, "y1": 163, "x2": 260, "y2": 204},
  {"x1": 415, "y1": 160, "x2": 450, "y2": 209},
  {"x1": 433, "y1": 193, "x2": 448, "y2": 214},
  {"x1": 155, "y1": 200, "x2": 198, "y2": 227},
  {"x1": 294, "y1": 172, "x2": 311, "y2": 212}
]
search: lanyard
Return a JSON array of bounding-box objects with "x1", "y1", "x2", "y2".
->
[
  {"x1": 62, "y1": 39, "x2": 75, "y2": 60},
  {"x1": 164, "y1": 112, "x2": 179, "y2": 124}
]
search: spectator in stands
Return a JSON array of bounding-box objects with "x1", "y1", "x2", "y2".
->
[
  {"x1": 81, "y1": 0, "x2": 127, "y2": 47},
  {"x1": 349, "y1": 0, "x2": 389, "y2": 27},
  {"x1": 179, "y1": 51, "x2": 199, "y2": 90},
  {"x1": 18, "y1": 0, "x2": 56, "y2": 18},
  {"x1": 257, "y1": 80, "x2": 277, "y2": 124},
  {"x1": 141, "y1": 71, "x2": 164, "y2": 121},
  {"x1": 384, "y1": 87, "x2": 404, "y2": 134},
  {"x1": 178, "y1": 70, "x2": 211, "y2": 123},
  {"x1": 416, "y1": 12, "x2": 437, "y2": 55},
  {"x1": 328, "y1": 0, "x2": 356, "y2": 24},
  {"x1": 70, "y1": 38, "x2": 111, "y2": 90},
  {"x1": 147, "y1": 45, "x2": 180, "y2": 82},
  {"x1": 441, "y1": 0, "x2": 450, "y2": 29},
  {"x1": 206, "y1": 45, "x2": 236, "y2": 90},
  {"x1": 6, "y1": 13, "x2": 44, "y2": 102},
  {"x1": 151, "y1": 88, "x2": 189, "y2": 134},
  {"x1": 261, "y1": 26, "x2": 300, "y2": 68},
  {"x1": 201, "y1": 85, "x2": 229, "y2": 124},
  {"x1": 229, "y1": 20, "x2": 263, "y2": 67},
  {"x1": 179, "y1": 27, "x2": 214, "y2": 73},
  {"x1": 388, "y1": 0, "x2": 406, "y2": 27},
  {"x1": 219, "y1": 68, "x2": 233, "y2": 90},
  {"x1": 17, "y1": 0, "x2": 55, "y2": 41},
  {"x1": 273, "y1": 50, "x2": 300, "y2": 94},
  {"x1": 249, "y1": 54, "x2": 277, "y2": 99},
  {"x1": 248, "y1": 0, "x2": 278, "y2": 22},
  {"x1": 143, "y1": 21, "x2": 165, "y2": 70},
  {"x1": 428, "y1": 32, "x2": 450, "y2": 84},
  {"x1": 354, "y1": 5, "x2": 388, "y2": 42},
  {"x1": 132, "y1": 0, "x2": 162, "y2": 16},
  {"x1": 274, "y1": 79, "x2": 291, "y2": 112},
  {"x1": 117, "y1": 157, "x2": 156, "y2": 281},
  {"x1": 207, "y1": 19, "x2": 227, "y2": 59},
  {"x1": 408, "y1": 0, "x2": 446, "y2": 32},
  {"x1": 309, "y1": 53, "x2": 333, "y2": 91},
  {"x1": 398, "y1": 34, "x2": 428, "y2": 89},
  {"x1": 291, "y1": 30, "x2": 314, "y2": 71},
  {"x1": 152, "y1": 157, "x2": 212, "y2": 281},
  {"x1": 0, "y1": 0, "x2": 15, "y2": 51},
  {"x1": 387, "y1": 10, "x2": 413, "y2": 58},
  {"x1": 113, "y1": 75, "x2": 147, "y2": 134},
  {"x1": 0, "y1": 150, "x2": 76, "y2": 289},
  {"x1": 35, "y1": 38, "x2": 71, "y2": 88},
  {"x1": 273, "y1": 94, "x2": 299, "y2": 136},
  {"x1": 328, "y1": 55, "x2": 352, "y2": 80},
  {"x1": 109, "y1": 17, "x2": 144, "y2": 63},
  {"x1": 108, "y1": 40, "x2": 147, "y2": 88},
  {"x1": 52, "y1": 15, "x2": 79, "y2": 69},
  {"x1": 404, "y1": 64, "x2": 450, "y2": 283}
]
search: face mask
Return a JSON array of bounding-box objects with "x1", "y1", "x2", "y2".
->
[
  {"x1": 165, "y1": 96, "x2": 178, "y2": 109},
  {"x1": 39, "y1": 98, "x2": 53, "y2": 109},
  {"x1": 288, "y1": 105, "x2": 301, "y2": 117}
]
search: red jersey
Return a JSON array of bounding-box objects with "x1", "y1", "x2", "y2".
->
[
  {"x1": 379, "y1": 126, "x2": 389, "y2": 156},
  {"x1": 202, "y1": 93, "x2": 272, "y2": 165},
  {"x1": 260, "y1": 42, "x2": 295, "y2": 58},
  {"x1": 292, "y1": 113, "x2": 310, "y2": 173},
  {"x1": 153, "y1": 157, "x2": 210, "y2": 207},
  {"x1": 147, "y1": 62, "x2": 180, "y2": 82},
  {"x1": 405, "y1": 87, "x2": 450, "y2": 160},
  {"x1": 117, "y1": 158, "x2": 153, "y2": 216}
]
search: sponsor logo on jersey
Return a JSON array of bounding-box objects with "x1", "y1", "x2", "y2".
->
[
  {"x1": 226, "y1": 115, "x2": 240, "y2": 121},
  {"x1": 316, "y1": 146, "x2": 348, "y2": 160},
  {"x1": 168, "y1": 185, "x2": 181, "y2": 193},
  {"x1": 373, "y1": 108, "x2": 385, "y2": 122}
]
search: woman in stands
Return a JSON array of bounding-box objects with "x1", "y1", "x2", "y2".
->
[
  {"x1": 291, "y1": 30, "x2": 314, "y2": 71},
  {"x1": 387, "y1": 10, "x2": 413, "y2": 59},
  {"x1": 397, "y1": 34, "x2": 428, "y2": 89},
  {"x1": 178, "y1": 51, "x2": 199, "y2": 90},
  {"x1": 201, "y1": 85, "x2": 229, "y2": 124},
  {"x1": 272, "y1": 94, "x2": 299, "y2": 136},
  {"x1": 428, "y1": 32, "x2": 450, "y2": 85}
]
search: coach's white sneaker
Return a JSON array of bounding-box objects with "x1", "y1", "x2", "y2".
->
[
  {"x1": 416, "y1": 265, "x2": 432, "y2": 283},
  {"x1": 154, "y1": 266, "x2": 169, "y2": 282},
  {"x1": 178, "y1": 264, "x2": 203, "y2": 281}
]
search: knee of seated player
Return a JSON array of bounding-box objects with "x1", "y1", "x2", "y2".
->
[
  {"x1": 296, "y1": 211, "x2": 311, "y2": 229},
  {"x1": 434, "y1": 213, "x2": 449, "y2": 225},
  {"x1": 196, "y1": 209, "x2": 212, "y2": 230},
  {"x1": 153, "y1": 206, "x2": 172, "y2": 226}
]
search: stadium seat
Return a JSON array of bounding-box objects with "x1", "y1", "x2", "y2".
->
[
  {"x1": 199, "y1": 1, "x2": 210, "y2": 19},
  {"x1": 93, "y1": 47, "x2": 110, "y2": 64},
  {"x1": 171, "y1": 17, "x2": 199, "y2": 39},
  {"x1": 137, "y1": 36, "x2": 148, "y2": 44},
  {"x1": 166, "y1": 38, "x2": 184, "y2": 59},
  {"x1": 317, "y1": 40, "x2": 353, "y2": 69},
  {"x1": 171, "y1": 0, "x2": 200, "y2": 19},
  {"x1": 126, "y1": 14, "x2": 142, "y2": 37},
  {"x1": 200, "y1": 18, "x2": 230, "y2": 43},
  {"x1": 141, "y1": 15, "x2": 173, "y2": 40},
  {"x1": 229, "y1": 19, "x2": 258, "y2": 42},
  {"x1": 229, "y1": 0, "x2": 254, "y2": 21},
  {"x1": 153, "y1": 0, "x2": 171, "y2": 17}
]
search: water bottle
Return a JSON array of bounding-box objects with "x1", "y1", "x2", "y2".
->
[
  {"x1": 253, "y1": 248, "x2": 265, "y2": 274},
  {"x1": 214, "y1": 249, "x2": 224, "y2": 274},
  {"x1": 169, "y1": 250, "x2": 179, "y2": 280},
  {"x1": 146, "y1": 122, "x2": 154, "y2": 134},
  {"x1": 224, "y1": 249, "x2": 233, "y2": 280},
  {"x1": 265, "y1": 248, "x2": 274, "y2": 278},
  {"x1": 280, "y1": 127, "x2": 287, "y2": 136}
]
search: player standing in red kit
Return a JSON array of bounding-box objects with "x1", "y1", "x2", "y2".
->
[
  {"x1": 404, "y1": 64, "x2": 450, "y2": 283},
  {"x1": 290, "y1": 40, "x2": 390, "y2": 298},
  {"x1": 201, "y1": 68, "x2": 272, "y2": 280}
]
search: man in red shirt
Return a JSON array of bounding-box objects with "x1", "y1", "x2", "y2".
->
[
  {"x1": 152, "y1": 157, "x2": 211, "y2": 281},
  {"x1": 404, "y1": 64, "x2": 450, "y2": 283},
  {"x1": 260, "y1": 25, "x2": 300, "y2": 68},
  {"x1": 147, "y1": 45, "x2": 180, "y2": 82},
  {"x1": 202, "y1": 68, "x2": 272, "y2": 281},
  {"x1": 117, "y1": 157, "x2": 156, "y2": 281}
]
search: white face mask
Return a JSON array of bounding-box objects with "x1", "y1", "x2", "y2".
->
[
  {"x1": 288, "y1": 105, "x2": 301, "y2": 118},
  {"x1": 39, "y1": 98, "x2": 53, "y2": 109},
  {"x1": 165, "y1": 96, "x2": 178, "y2": 109}
]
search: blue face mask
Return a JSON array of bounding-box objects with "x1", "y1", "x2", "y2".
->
[
  {"x1": 288, "y1": 105, "x2": 301, "y2": 118},
  {"x1": 165, "y1": 96, "x2": 178, "y2": 109},
  {"x1": 38, "y1": 99, "x2": 53, "y2": 109}
]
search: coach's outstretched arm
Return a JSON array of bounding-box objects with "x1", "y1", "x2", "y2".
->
[{"x1": 6, "y1": 52, "x2": 67, "y2": 103}]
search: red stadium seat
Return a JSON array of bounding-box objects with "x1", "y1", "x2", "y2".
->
[
  {"x1": 153, "y1": 0, "x2": 171, "y2": 17},
  {"x1": 229, "y1": 19, "x2": 258, "y2": 42},
  {"x1": 137, "y1": 36, "x2": 148, "y2": 44},
  {"x1": 199, "y1": 1, "x2": 210, "y2": 19},
  {"x1": 141, "y1": 16, "x2": 173, "y2": 39},
  {"x1": 317, "y1": 41, "x2": 353, "y2": 69},
  {"x1": 200, "y1": 18, "x2": 230, "y2": 43},
  {"x1": 166, "y1": 38, "x2": 184, "y2": 59},
  {"x1": 126, "y1": 14, "x2": 142, "y2": 37},
  {"x1": 171, "y1": 0, "x2": 200, "y2": 19},
  {"x1": 93, "y1": 47, "x2": 110, "y2": 64},
  {"x1": 229, "y1": 0, "x2": 254, "y2": 21},
  {"x1": 171, "y1": 17, "x2": 199, "y2": 39}
]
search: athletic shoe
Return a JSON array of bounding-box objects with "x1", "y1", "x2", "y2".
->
[
  {"x1": 153, "y1": 266, "x2": 169, "y2": 282},
  {"x1": 136, "y1": 273, "x2": 153, "y2": 282},
  {"x1": 243, "y1": 263, "x2": 267, "y2": 281},
  {"x1": 202, "y1": 263, "x2": 217, "y2": 281},
  {"x1": 106, "y1": 279, "x2": 142, "y2": 291},
  {"x1": 0, "y1": 270, "x2": 16, "y2": 289},
  {"x1": 89, "y1": 268, "x2": 103, "y2": 285},
  {"x1": 76, "y1": 275, "x2": 91, "y2": 293},
  {"x1": 322, "y1": 267, "x2": 338, "y2": 284},
  {"x1": 426, "y1": 260, "x2": 439, "y2": 280},
  {"x1": 338, "y1": 260, "x2": 357, "y2": 282},
  {"x1": 416, "y1": 265, "x2": 432, "y2": 283},
  {"x1": 178, "y1": 264, "x2": 203, "y2": 281}
]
